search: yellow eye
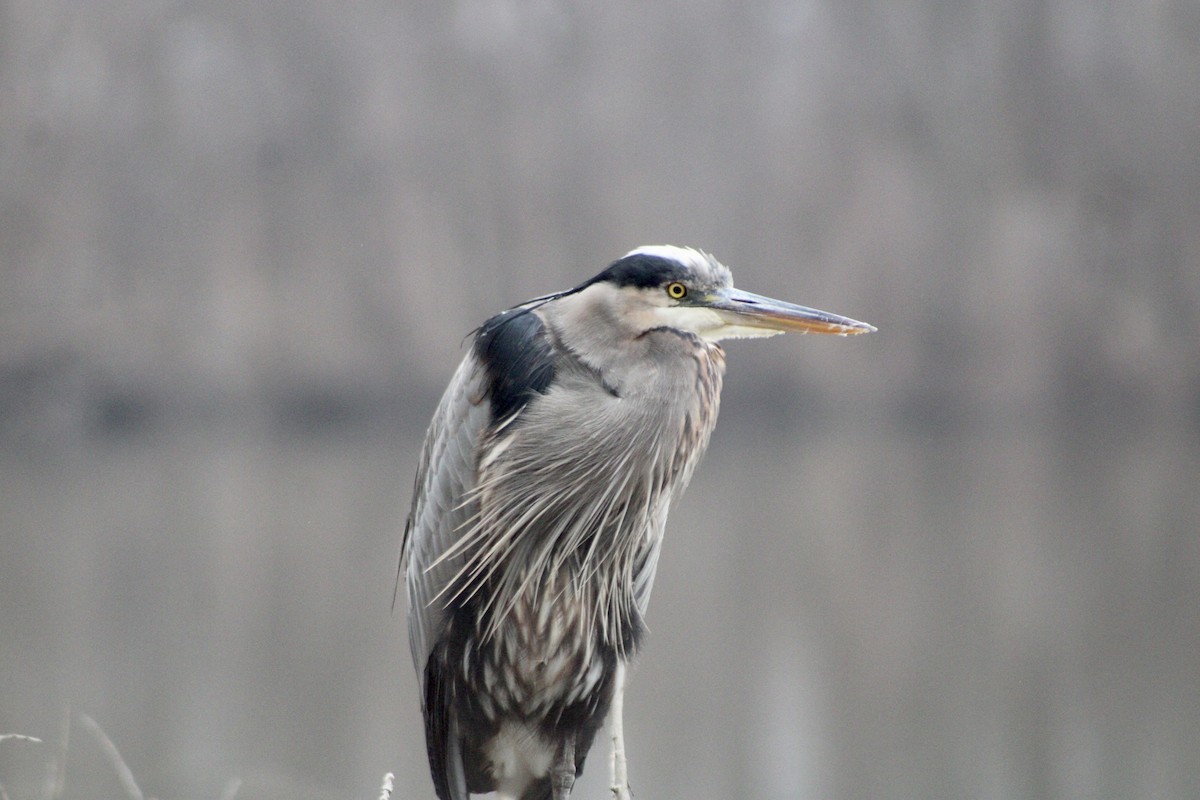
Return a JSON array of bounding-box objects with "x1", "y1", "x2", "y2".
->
[{"x1": 666, "y1": 282, "x2": 687, "y2": 300}]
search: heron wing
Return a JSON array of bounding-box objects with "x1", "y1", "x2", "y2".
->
[
  {"x1": 404, "y1": 311, "x2": 559, "y2": 800},
  {"x1": 401, "y1": 351, "x2": 491, "y2": 681},
  {"x1": 402, "y1": 308, "x2": 558, "y2": 683}
]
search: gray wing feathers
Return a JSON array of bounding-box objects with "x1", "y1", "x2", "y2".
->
[{"x1": 402, "y1": 353, "x2": 490, "y2": 686}]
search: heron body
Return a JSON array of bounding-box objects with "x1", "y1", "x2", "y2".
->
[{"x1": 401, "y1": 246, "x2": 873, "y2": 800}]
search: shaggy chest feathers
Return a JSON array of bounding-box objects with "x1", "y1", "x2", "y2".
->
[{"x1": 442, "y1": 318, "x2": 724, "y2": 720}]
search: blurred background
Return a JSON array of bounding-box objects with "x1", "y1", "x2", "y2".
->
[{"x1": 2, "y1": 2, "x2": 1198, "y2": 799}]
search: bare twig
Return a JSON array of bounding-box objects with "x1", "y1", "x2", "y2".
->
[
  {"x1": 0, "y1": 735, "x2": 43, "y2": 744},
  {"x1": 78, "y1": 715, "x2": 144, "y2": 800},
  {"x1": 609, "y1": 663, "x2": 631, "y2": 800},
  {"x1": 378, "y1": 772, "x2": 395, "y2": 800}
]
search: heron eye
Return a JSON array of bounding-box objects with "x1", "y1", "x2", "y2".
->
[{"x1": 666, "y1": 282, "x2": 687, "y2": 300}]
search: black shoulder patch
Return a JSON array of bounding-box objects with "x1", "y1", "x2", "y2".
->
[
  {"x1": 473, "y1": 309, "x2": 556, "y2": 423},
  {"x1": 585, "y1": 253, "x2": 689, "y2": 290}
]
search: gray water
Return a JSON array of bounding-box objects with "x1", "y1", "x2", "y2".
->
[{"x1": 3, "y1": 387, "x2": 1196, "y2": 799}]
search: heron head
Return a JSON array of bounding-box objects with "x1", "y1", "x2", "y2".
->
[{"x1": 574, "y1": 245, "x2": 876, "y2": 342}]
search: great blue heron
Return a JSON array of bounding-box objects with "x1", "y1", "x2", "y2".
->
[{"x1": 400, "y1": 246, "x2": 874, "y2": 800}]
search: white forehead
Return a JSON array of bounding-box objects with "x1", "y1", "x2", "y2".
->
[{"x1": 623, "y1": 245, "x2": 733, "y2": 286}]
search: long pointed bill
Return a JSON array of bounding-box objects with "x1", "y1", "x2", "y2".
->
[{"x1": 708, "y1": 288, "x2": 877, "y2": 336}]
